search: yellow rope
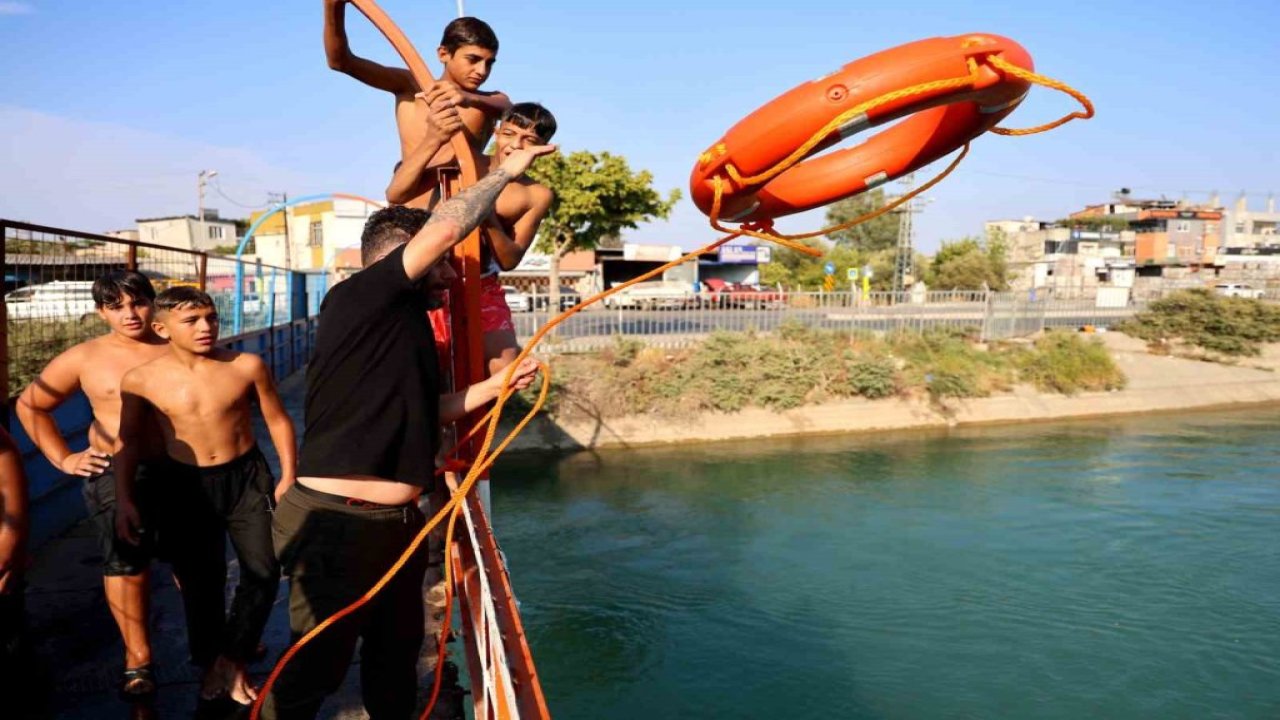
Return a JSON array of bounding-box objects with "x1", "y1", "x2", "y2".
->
[{"x1": 986, "y1": 54, "x2": 1094, "y2": 135}]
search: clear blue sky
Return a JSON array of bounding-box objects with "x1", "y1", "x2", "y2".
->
[{"x1": 2, "y1": 0, "x2": 1277, "y2": 252}]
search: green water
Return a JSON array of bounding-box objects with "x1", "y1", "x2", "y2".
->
[{"x1": 492, "y1": 408, "x2": 1280, "y2": 719}]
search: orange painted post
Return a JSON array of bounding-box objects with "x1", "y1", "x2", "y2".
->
[{"x1": 1, "y1": 221, "x2": 9, "y2": 423}]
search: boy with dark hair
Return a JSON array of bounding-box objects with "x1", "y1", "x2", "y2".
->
[
  {"x1": 323, "y1": 1, "x2": 511, "y2": 166},
  {"x1": 114, "y1": 287, "x2": 297, "y2": 706},
  {"x1": 260, "y1": 141, "x2": 551, "y2": 720},
  {"x1": 15, "y1": 269, "x2": 169, "y2": 698},
  {"x1": 388, "y1": 101, "x2": 558, "y2": 374}
]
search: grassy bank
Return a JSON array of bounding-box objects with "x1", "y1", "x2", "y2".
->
[
  {"x1": 518, "y1": 325, "x2": 1126, "y2": 421},
  {"x1": 1117, "y1": 289, "x2": 1280, "y2": 357}
]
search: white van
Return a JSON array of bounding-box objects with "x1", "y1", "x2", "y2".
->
[{"x1": 4, "y1": 281, "x2": 98, "y2": 321}]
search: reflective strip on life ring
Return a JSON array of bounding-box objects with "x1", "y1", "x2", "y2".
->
[{"x1": 690, "y1": 34, "x2": 1035, "y2": 224}]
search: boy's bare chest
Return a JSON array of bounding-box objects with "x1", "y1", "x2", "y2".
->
[
  {"x1": 81, "y1": 349, "x2": 164, "y2": 410},
  {"x1": 149, "y1": 373, "x2": 249, "y2": 421}
]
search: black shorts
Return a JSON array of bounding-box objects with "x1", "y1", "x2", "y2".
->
[
  {"x1": 83, "y1": 462, "x2": 154, "y2": 577},
  {"x1": 152, "y1": 445, "x2": 277, "y2": 560}
]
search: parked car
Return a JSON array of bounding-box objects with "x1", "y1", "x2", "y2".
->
[
  {"x1": 503, "y1": 285, "x2": 532, "y2": 312},
  {"x1": 698, "y1": 278, "x2": 787, "y2": 309},
  {"x1": 603, "y1": 280, "x2": 694, "y2": 310},
  {"x1": 1212, "y1": 283, "x2": 1265, "y2": 299},
  {"x1": 4, "y1": 280, "x2": 97, "y2": 321},
  {"x1": 531, "y1": 285, "x2": 582, "y2": 312}
]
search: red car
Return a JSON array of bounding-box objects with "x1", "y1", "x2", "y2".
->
[{"x1": 699, "y1": 278, "x2": 787, "y2": 309}]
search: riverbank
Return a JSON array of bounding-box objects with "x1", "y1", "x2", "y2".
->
[{"x1": 503, "y1": 334, "x2": 1280, "y2": 451}]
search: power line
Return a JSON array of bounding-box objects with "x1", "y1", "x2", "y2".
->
[
  {"x1": 210, "y1": 179, "x2": 270, "y2": 209},
  {"x1": 964, "y1": 170, "x2": 1273, "y2": 200}
]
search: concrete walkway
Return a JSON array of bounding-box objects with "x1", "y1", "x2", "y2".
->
[{"x1": 21, "y1": 371, "x2": 461, "y2": 719}]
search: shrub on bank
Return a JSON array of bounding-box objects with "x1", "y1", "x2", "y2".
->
[
  {"x1": 1017, "y1": 332, "x2": 1127, "y2": 394},
  {"x1": 1117, "y1": 289, "x2": 1280, "y2": 356},
  {"x1": 519, "y1": 326, "x2": 1128, "y2": 420}
]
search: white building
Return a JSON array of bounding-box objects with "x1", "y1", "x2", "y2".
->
[
  {"x1": 136, "y1": 210, "x2": 240, "y2": 252},
  {"x1": 1221, "y1": 194, "x2": 1279, "y2": 249},
  {"x1": 247, "y1": 198, "x2": 380, "y2": 270}
]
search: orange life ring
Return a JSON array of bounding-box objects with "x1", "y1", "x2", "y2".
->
[{"x1": 690, "y1": 34, "x2": 1034, "y2": 224}]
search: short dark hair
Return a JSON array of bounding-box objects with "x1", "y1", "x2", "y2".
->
[
  {"x1": 92, "y1": 271, "x2": 156, "y2": 308},
  {"x1": 155, "y1": 286, "x2": 214, "y2": 314},
  {"x1": 501, "y1": 102, "x2": 557, "y2": 142},
  {"x1": 440, "y1": 17, "x2": 498, "y2": 54},
  {"x1": 361, "y1": 206, "x2": 431, "y2": 266}
]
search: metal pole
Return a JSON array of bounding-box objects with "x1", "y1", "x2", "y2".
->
[{"x1": 1, "y1": 221, "x2": 9, "y2": 424}]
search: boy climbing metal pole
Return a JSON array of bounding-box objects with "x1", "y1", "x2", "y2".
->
[{"x1": 323, "y1": 0, "x2": 511, "y2": 165}]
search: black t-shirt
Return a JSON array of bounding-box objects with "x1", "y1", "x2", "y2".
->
[{"x1": 297, "y1": 244, "x2": 440, "y2": 487}]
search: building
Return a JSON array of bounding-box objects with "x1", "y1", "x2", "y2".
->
[
  {"x1": 245, "y1": 198, "x2": 379, "y2": 270},
  {"x1": 136, "y1": 209, "x2": 240, "y2": 252},
  {"x1": 502, "y1": 249, "x2": 597, "y2": 294},
  {"x1": 1221, "y1": 194, "x2": 1279, "y2": 249},
  {"x1": 1070, "y1": 196, "x2": 1223, "y2": 266},
  {"x1": 985, "y1": 219, "x2": 1136, "y2": 296}
]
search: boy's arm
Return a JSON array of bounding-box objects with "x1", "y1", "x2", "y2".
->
[
  {"x1": 463, "y1": 90, "x2": 512, "y2": 118},
  {"x1": 113, "y1": 373, "x2": 149, "y2": 546},
  {"x1": 247, "y1": 356, "x2": 298, "y2": 502},
  {"x1": 323, "y1": 0, "x2": 415, "y2": 94},
  {"x1": 14, "y1": 346, "x2": 110, "y2": 476},
  {"x1": 488, "y1": 185, "x2": 554, "y2": 271},
  {"x1": 386, "y1": 86, "x2": 465, "y2": 204},
  {"x1": 0, "y1": 429, "x2": 29, "y2": 593},
  {"x1": 440, "y1": 358, "x2": 539, "y2": 424},
  {"x1": 402, "y1": 144, "x2": 557, "y2": 281}
]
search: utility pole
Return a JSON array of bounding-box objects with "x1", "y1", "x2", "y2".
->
[
  {"x1": 456, "y1": 0, "x2": 465, "y2": 17},
  {"x1": 197, "y1": 169, "x2": 218, "y2": 250},
  {"x1": 268, "y1": 192, "x2": 292, "y2": 271},
  {"x1": 893, "y1": 173, "x2": 915, "y2": 298}
]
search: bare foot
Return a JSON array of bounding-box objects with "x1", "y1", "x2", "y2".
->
[{"x1": 223, "y1": 657, "x2": 258, "y2": 705}]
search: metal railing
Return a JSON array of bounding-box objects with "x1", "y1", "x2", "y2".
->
[
  {"x1": 3, "y1": 219, "x2": 325, "y2": 397},
  {"x1": 511, "y1": 290, "x2": 1163, "y2": 351}
]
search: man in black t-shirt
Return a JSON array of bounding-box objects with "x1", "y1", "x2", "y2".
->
[{"x1": 262, "y1": 142, "x2": 552, "y2": 720}]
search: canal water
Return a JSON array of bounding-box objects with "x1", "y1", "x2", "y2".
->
[{"x1": 492, "y1": 408, "x2": 1280, "y2": 719}]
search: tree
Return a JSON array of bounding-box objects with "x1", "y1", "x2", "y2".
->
[
  {"x1": 823, "y1": 188, "x2": 900, "y2": 252},
  {"x1": 527, "y1": 150, "x2": 681, "y2": 311},
  {"x1": 927, "y1": 236, "x2": 1009, "y2": 291}
]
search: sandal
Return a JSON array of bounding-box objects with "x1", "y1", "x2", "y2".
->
[{"x1": 121, "y1": 664, "x2": 158, "y2": 698}]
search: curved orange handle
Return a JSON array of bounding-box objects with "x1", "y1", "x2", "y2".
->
[{"x1": 348, "y1": 0, "x2": 480, "y2": 188}]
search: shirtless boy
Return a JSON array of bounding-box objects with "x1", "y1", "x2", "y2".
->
[
  {"x1": 387, "y1": 102, "x2": 558, "y2": 374},
  {"x1": 15, "y1": 271, "x2": 169, "y2": 697},
  {"x1": 324, "y1": 1, "x2": 511, "y2": 165},
  {"x1": 114, "y1": 287, "x2": 296, "y2": 706}
]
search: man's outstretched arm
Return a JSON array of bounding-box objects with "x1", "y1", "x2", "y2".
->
[
  {"x1": 401, "y1": 144, "x2": 557, "y2": 281},
  {"x1": 324, "y1": 0, "x2": 415, "y2": 94}
]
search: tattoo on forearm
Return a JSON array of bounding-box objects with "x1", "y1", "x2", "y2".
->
[{"x1": 427, "y1": 169, "x2": 512, "y2": 238}]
